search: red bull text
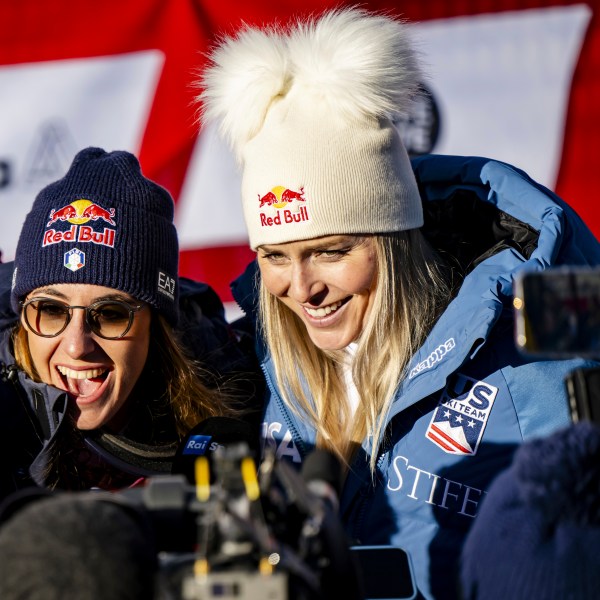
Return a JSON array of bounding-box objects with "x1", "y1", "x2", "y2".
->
[
  {"x1": 260, "y1": 206, "x2": 309, "y2": 227},
  {"x1": 43, "y1": 200, "x2": 116, "y2": 249},
  {"x1": 43, "y1": 225, "x2": 115, "y2": 247}
]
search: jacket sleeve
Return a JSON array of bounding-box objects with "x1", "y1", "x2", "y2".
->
[
  {"x1": 0, "y1": 375, "x2": 42, "y2": 501},
  {"x1": 0, "y1": 262, "x2": 18, "y2": 335}
]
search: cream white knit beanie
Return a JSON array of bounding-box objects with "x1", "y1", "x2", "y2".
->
[{"x1": 199, "y1": 8, "x2": 424, "y2": 250}]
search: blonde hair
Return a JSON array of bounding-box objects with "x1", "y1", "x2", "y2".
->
[{"x1": 259, "y1": 229, "x2": 453, "y2": 472}]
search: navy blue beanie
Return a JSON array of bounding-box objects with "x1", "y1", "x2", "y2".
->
[
  {"x1": 460, "y1": 421, "x2": 600, "y2": 600},
  {"x1": 11, "y1": 147, "x2": 179, "y2": 324}
]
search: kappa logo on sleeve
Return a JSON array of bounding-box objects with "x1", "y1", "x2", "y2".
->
[
  {"x1": 426, "y1": 374, "x2": 498, "y2": 456},
  {"x1": 408, "y1": 338, "x2": 455, "y2": 379}
]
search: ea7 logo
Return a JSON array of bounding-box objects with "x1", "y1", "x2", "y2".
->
[
  {"x1": 426, "y1": 375, "x2": 498, "y2": 456},
  {"x1": 157, "y1": 270, "x2": 176, "y2": 300}
]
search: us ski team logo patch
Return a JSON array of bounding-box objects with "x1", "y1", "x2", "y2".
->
[{"x1": 426, "y1": 375, "x2": 498, "y2": 455}]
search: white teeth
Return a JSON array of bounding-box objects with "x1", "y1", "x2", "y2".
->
[
  {"x1": 305, "y1": 300, "x2": 343, "y2": 318},
  {"x1": 57, "y1": 366, "x2": 106, "y2": 380}
]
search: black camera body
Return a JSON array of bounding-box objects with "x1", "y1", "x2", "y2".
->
[
  {"x1": 513, "y1": 266, "x2": 600, "y2": 425},
  {"x1": 111, "y1": 442, "x2": 364, "y2": 600}
]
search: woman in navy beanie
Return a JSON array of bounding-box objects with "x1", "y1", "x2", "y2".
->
[
  {"x1": 0, "y1": 147, "x2": 247, "y2": 494},
  {"x1": 460, "y1": 421, "x2": 600, "y2": 599}
]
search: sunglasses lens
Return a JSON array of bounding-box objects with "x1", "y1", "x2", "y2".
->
[
  {"x1": 88, "y1": 302, "x2": 132, "y2": 338},
  {"x1": 25, "y1": 300, "x2": 69, "y2": 336}
]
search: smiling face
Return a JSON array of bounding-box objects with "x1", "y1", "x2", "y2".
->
[
  {"x1": 257, "y1": 235, "x2": 378, "y2": 350},
  {"x1": 22, "y1": 283, "x2": 151, "y2": 431}
]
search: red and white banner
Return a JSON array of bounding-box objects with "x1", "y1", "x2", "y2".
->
[{"x1": 1, "y1": 1, "x2": 598, "y2": 315}]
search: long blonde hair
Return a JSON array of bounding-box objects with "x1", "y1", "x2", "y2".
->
[{"x1": 259, "y1": 229, "x2": 453, "y2": 472}]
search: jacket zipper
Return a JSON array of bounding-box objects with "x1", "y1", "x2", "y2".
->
[
  {"x1": 259, "y1": 362, "x2": 309, "y2": 460},
  {"x1": 349, "y1": 436, "x2": 393, "y2": 543}
]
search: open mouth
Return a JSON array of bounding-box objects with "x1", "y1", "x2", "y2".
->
[
  {"x1": 303, "y1": 297, "x2": 350, "y2": 318},
  {"x1": 57, "y1": 365, "x2": 109, "y2": 398}
]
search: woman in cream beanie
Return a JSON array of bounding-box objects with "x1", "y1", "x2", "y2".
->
[{"x1": 199, "y1": 7, "x2": 600, "y2": 599}]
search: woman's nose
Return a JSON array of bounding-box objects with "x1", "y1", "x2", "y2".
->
[
  {"x1": 288, "y1": 262, "x2": 325, "y2": 303},
  {"x1": 59, "y1": 310, "x2": 96, "y2": 358}
]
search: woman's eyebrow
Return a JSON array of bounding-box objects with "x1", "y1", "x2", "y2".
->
[
  {"x1": 93, "y1": 294, "x2": 139, "y2": 304},
  {"x1": 31, "y1": 287, "x2": 68, "y2": 300},
  {"x1": 260, "y1": 237, "x2": 356, "y2": 254},
  {"x1": 93, "y1": 294, "x2": 132, "y2": 301},
  {"x1": 30, "y1": 288, "x2": 136, "y2": 303}
]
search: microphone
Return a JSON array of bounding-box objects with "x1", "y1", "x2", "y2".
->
[
  {"x1": 172, "y1": 421, "x2": 363, "y2": 599},
  {"x1": 300, "y1": 448, "x2": 344, "y2": 513},
  {"x1": 0, "y1": 432, "x2": 370, "y2": 600},
  {"x1": 170, "y1": 415, "x2": 272, "y2": 582},
  {"x1": 299, "y1": 449, "x2": 363, "y2": 600},
  {"x1": 171, "y1": 416, "x2": 260, "y2": 485},
  {"x1": 299, "y1": 450, "x2": 417, "y2": 599},
  {"x1": 0, "y1": 492, "x2": 157, "y2": 600}
]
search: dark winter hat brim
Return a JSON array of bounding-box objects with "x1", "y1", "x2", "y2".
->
[{"x1": 11, "y1": 147, "x2": 179, "y2": 324}]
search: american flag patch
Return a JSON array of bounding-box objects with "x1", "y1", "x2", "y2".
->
[{"x1": 426, "y1": 375, "x2": 498, "y2": 455}]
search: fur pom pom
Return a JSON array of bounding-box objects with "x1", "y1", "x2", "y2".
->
[
  {"x1": 198, "y1": 8, "x2": 422, "y2": 161},
  {"x1": 199, "y1": 26, "x2": 289, "y2": 161},
  {"x1": 287, "y1": 9, "x2": 421, "y2": 120}
]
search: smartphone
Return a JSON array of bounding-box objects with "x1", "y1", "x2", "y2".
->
[
  {"x1": 350, "y1": 545, "x2": 417, "y2": 600},
  {"x1": 513, "y1": 267, "x2": 600, "y2": 358}
]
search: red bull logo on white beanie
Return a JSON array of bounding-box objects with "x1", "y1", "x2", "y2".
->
[{"x1": 198, "y1": 8, "x2": 424, "y2": 250}]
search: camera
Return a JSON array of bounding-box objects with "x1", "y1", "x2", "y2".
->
[
  {"x1": 513, "y1": 266, "x2": 600, "y2": 424},
  {"x1": 102, "y1": 438, "x2": 364, "y2": 600}
]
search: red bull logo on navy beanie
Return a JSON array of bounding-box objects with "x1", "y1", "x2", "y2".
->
[{"x1": 11, "y1": 147, "x2": 179, "y2": 324}]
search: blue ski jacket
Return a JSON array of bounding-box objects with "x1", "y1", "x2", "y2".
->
[{"x1": 231, "y1": 155, "x2": 600, "y2": 599}]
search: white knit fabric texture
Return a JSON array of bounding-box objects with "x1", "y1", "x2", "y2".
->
[{"x1": 199, "y1": 8, "x2": 424, "y2": 249}]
